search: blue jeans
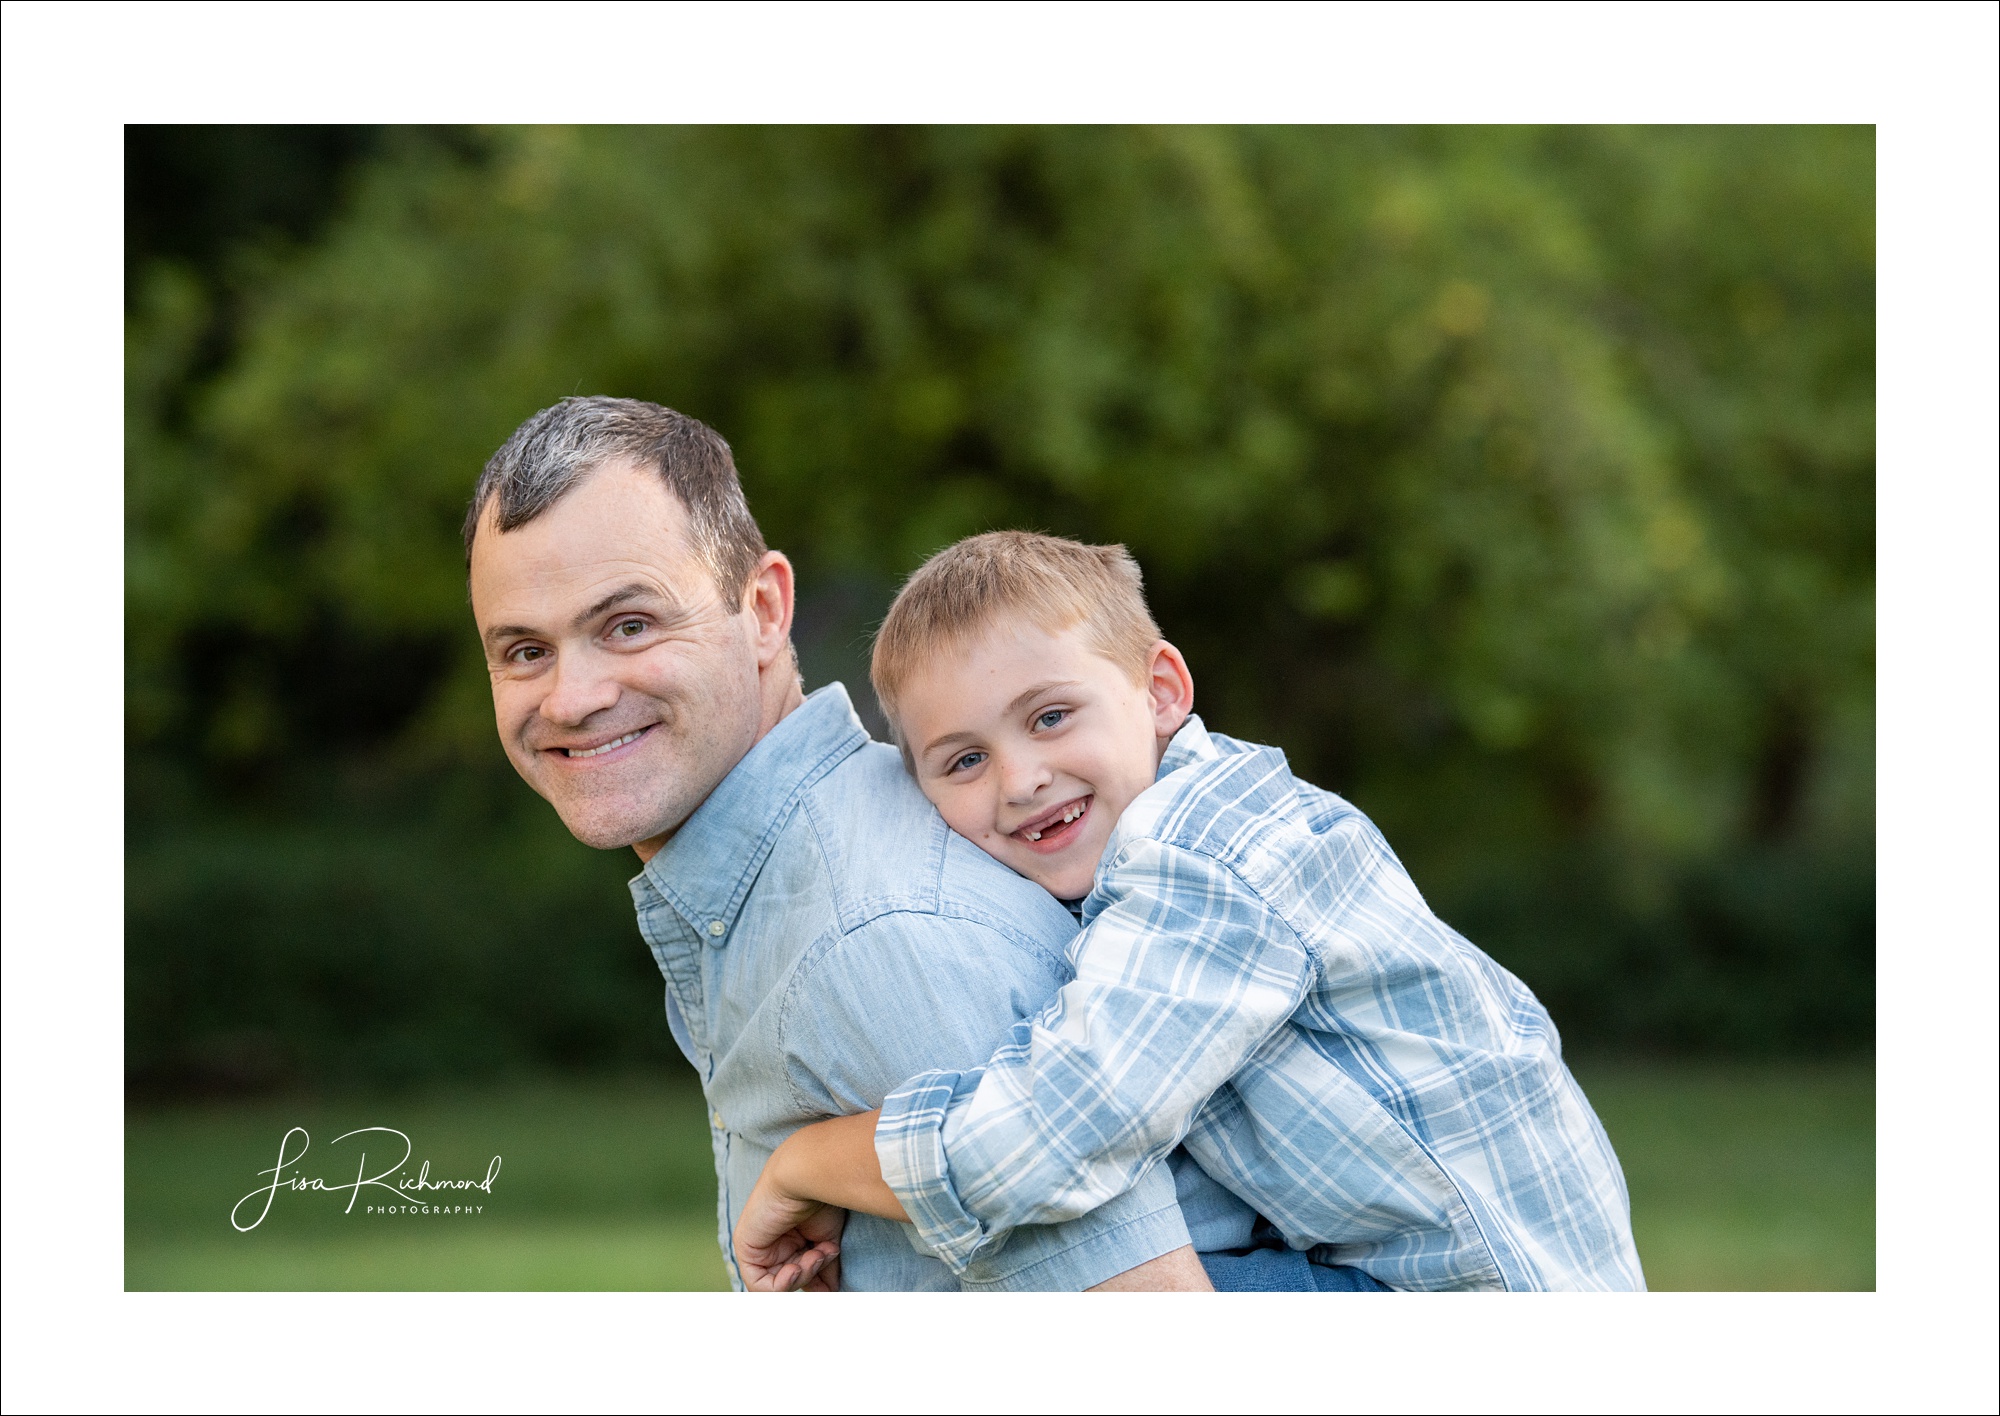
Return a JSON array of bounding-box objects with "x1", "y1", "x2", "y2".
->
[{"x1": 1198, "y1": 1246, "x2": 1391, "y2": 1292}]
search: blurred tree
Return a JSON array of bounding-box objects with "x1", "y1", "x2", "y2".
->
[{"x1": 126, "y1": 126, "x2": 1874, "y2": 1089}]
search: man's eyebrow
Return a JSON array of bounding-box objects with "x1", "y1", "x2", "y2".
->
[
  {"x1": 573, "y1": 582, "x2": 679, "y2": 630},
  {"x1": 482, "y1": 621, "x2": 540, "y2": 648},
  {"x1": 481, "y1": 583, "x2": 682, "y2": 648}
]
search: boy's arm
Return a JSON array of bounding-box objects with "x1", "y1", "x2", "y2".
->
[
  {"x1": 735, "y1": 1113, "x2": 1210, "y2": 1291},
  {"x1": 761, "y1": 1110, "x2": 906, "y2": 1220},
  {"x1": 872, "y1": 838, "x2": 1319, "y2": 1276},
  {"x1": 762, "y1": 910, "x2": 1198, "y2": 1291},
  {"x1": 732, "y1": 1111, "x2": 902, "y2": 1290}
]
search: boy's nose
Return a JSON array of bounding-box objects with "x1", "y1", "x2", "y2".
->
[{"x1": 1000, "y1": 756, "x2": 1053, "y2": 805}]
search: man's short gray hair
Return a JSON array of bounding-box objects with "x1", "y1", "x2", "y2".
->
[{"x1": 465, "y1": 397, "x2": 768, "y2": 605}]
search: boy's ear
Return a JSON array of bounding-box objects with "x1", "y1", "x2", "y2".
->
[{"x1": 1145, "y1": 640, "x2": 1195, "y2": 738}]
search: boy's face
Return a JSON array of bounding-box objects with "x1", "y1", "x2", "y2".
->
[{"x1": 897, "y1": 618, "x2": 1193, "y2": 900}]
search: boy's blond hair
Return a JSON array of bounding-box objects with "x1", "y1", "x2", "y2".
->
[{"x1": 871, "y1": 531, "x2": 1162, "y2": 736}]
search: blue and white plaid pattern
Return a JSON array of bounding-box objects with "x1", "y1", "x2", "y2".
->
[{"x1": 877, "y1": 716, "x2": 1646, "y2": 1291}]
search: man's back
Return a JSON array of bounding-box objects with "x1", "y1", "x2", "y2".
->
[{"x1": 630, "y1": 684, "x2": 1189, "y2": 1289}]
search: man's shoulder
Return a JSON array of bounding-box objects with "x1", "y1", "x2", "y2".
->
[
  {"x1": 797, "y1": 740, "x2": 1077, "y2": 949},
  {"x1": 775, "y1": 745, "x2": 1082, "y2": 1114}
]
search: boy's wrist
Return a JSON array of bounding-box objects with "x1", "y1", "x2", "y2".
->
[
  {"x1": 777, "y1": 1109, "x2": 907, "y2": 1222},
  {"x1": 771, "y1": 1122, "x2": 825, "y2": 1205}
]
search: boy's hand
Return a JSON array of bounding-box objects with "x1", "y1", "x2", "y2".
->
[
  {"x1": 733, "y1": 1110, "x2": 906, "y2": 1290},
  {"x1": 735, "y1": 1163, "x2": 847, "y2": 1292}
]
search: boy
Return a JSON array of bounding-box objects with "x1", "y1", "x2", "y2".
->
[{"x1": 735, "y1": 532, "x2": 1644, "y2": 1291}]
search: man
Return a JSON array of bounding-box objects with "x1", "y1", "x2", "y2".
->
[{"x1": 465, "y1": 396, "x2": 1211, "y2": 1290}]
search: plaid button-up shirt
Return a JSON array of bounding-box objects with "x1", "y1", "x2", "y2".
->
[{"x1": 877, "y1": 716, "x2": 1646, "y2": 1291}]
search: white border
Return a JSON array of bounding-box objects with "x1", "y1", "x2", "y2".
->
[{"x1": 4, "y1": 2, "x2": 1995, "y2": 1411}]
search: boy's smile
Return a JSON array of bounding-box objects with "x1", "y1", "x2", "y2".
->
[
  {"x1": 896, "y1": 619, "x2": 1194, "y2": 900},
  {"x1": 1013, "y1": 793, "x2": 1092, "y2": 850}
]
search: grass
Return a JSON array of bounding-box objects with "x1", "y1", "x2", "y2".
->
[
  {"x1": 125, "y1": 1078, "x2": 733, "y2": 1291},
  {"x1": 1569, "y1": 1059, "x2": 1875, "y2": 1292},
  {"x1": 125, "y1": 1060, "x2": 1872, "y2": 1291}
]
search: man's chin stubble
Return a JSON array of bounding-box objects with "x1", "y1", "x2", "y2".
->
[
  {"x1": 544, "y1": 769, "x2": 709, "y2": 851},
  {"x1": 558, "y1": 803, "x2": 679, "y2": 852}
]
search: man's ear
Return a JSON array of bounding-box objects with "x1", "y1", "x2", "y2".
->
[
  {"x1": 745, "y1": 551, "x2": 796, "y2": 668},
  {"x1": 1145, "y1": 640, "x2": 1195, "y2": 739}
]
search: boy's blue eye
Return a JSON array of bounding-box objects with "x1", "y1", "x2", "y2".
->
[
  {"x1": 1035, "y1": 709, "x2": 1067, "y2": 730},
  {"x1": 950, "y1": 751, "x2": 986, "y2": 774}
]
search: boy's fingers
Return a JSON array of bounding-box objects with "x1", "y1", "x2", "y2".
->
[
  {"x1": 785, "y1": 1244, "x2": 833, "y2": 1291},
  {"x1": 739, "y1": 1233, "x2": 840, "y2": 1292},
  {"x1": 768, "y1": 1232, "x2": 806, "y2": 1266},
  {"x1": 775, "y1": 1241, "x2": 840, "y2": 1293},
  {"x1": 739, "y1": 1244, "x2": 802, "y2": 1290},
  {"x1": 736, "y1": 1225, "x2": 814, "y2": 1277}
]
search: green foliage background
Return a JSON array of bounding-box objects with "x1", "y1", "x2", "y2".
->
[{"x1": 126, "y1": 126, "x2": 1874, "y2": 1094}]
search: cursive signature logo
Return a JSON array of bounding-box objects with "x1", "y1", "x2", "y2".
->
[{"x1": 231, "y1": 1127, "x2": 503, "y2": 1232}]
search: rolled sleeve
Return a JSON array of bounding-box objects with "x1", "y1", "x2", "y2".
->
[
  {"x1": 878, "y1": 1056, "x2": 1205, "y2": 1282},
  {"x1": 877, "y1": 1067, "x2": 989, "y2": 1271}
]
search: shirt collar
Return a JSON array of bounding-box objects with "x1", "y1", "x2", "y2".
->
[
  {"x1": 1156, "y1": 712, "x2": 1219, "y2": 779},
  {"x1": 636, "y1": 682, "x2": 869, "y2": 944}
]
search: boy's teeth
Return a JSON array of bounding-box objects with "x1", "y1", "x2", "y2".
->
[{"x1": 1022, "y1": 800, "x2": 1086, "y2": 842}]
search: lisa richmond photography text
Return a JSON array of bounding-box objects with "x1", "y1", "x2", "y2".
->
[{"x1": 231, "y1": 1126, "x2": 503, "y2": 1232}]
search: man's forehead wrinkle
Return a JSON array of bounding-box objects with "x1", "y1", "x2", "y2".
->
[
  {"x1": 573, "y1": 578, "x2": 688, "y2": 629},
  {"x1": 469, "y1": 462, "x2": 718, "y2": 640},
  {"x1": 477, "y1": 559, "x2": 693, "y2": 644},
  {"x1": 480, "y1": 463, "x2": 700, "y2": 572}
]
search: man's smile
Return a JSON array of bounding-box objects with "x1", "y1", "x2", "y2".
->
[{"x1": 547, "y1": 725, "x2": 656, "y2": 760}]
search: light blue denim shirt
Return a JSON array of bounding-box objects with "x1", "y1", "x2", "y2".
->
[{"x1": 628, "y1": 683, "x2": 1195, "y2": 1290}]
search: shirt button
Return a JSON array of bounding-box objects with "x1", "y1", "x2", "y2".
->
[
  {"x1": 711, "y1": 1110, "x2": 726, "y2": 1131},
  {"x1": 706, "y1": 920, "x2": 727, "y2": 938}
]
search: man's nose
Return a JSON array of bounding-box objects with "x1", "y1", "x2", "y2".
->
[{"x1": 538, "y1": 652, "x2": 622, "y2": 727}]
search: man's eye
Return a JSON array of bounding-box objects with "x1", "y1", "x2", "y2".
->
[
  {"x1": 949, "y1": 751, "x2": 986, "y2": 774},
  {"x1": 1035, "y1": 709, "x2": 1068, "y2": 730},
  {"x1": 614, "y1": 619, "x2": 646, "y2": 638},
  {"x1": 510, "y1": 645, "x2": 548, "y2": 664}
]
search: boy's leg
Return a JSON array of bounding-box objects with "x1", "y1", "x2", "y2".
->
[
  {"x1": 1198, "y1": 1246, "x2": 1392, "y2": 1291},
  {"x1": 1198, "y1": 1246, "x2": 1319, "y2": 1291},
  {"x1": 1307, "y1": 1260, "x2": 1392, "y2": 1291}
]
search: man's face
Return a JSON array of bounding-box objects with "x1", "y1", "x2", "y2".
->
[{"x1": 469, "y1": 460, "x2": 765, "y2": 852}]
